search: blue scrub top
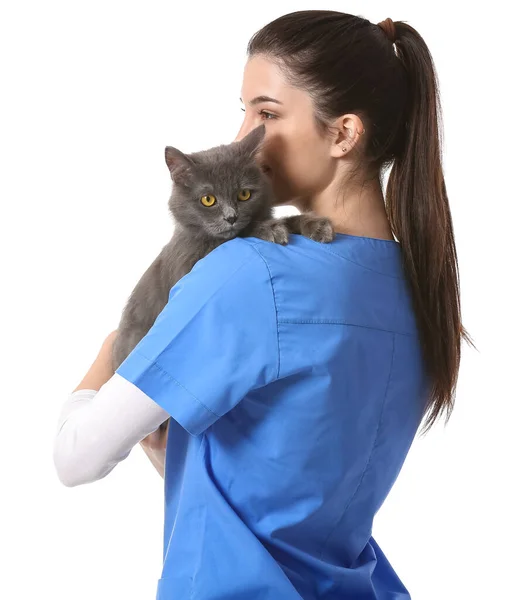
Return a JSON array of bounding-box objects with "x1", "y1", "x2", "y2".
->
[{"x1": 116, "y1": 233, "x2": 429, "y2": 600}]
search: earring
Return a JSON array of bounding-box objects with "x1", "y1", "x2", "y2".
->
[{"x1": 341, "y1": 145, "x2": 347, "y2": 152}]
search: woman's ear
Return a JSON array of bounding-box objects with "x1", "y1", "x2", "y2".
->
[{"x1": 329, "y1": 114, "x2": 366, "y2": 158}]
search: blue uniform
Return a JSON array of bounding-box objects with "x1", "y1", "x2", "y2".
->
[{"x1": 116, "y1": 233, "x2": 428, "y2": 599}]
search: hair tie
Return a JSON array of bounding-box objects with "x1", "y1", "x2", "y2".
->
[{"x1": 377, "y1": 18, "x2": 397, "y2": 44}]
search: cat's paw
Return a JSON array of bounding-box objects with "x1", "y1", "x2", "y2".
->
[
  {"x1": 299, "y1": 215, "x2": 335, "y2": 243},
  {"x1": 248, "y1": 219, "x2": 290, "y2": 245}
]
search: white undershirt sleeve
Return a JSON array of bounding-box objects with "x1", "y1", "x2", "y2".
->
[{"x1": 53, "y1": 373, "x2": 170, "y2": 487}]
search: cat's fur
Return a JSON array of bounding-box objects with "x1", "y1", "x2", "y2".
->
[{"x1": 112, "y1": 126, "x2": 334, "y2": 430}]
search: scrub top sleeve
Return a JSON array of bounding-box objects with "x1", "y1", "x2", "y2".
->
[{"x1": 115, "y1": 240, "x2": 279, "y2": 437}]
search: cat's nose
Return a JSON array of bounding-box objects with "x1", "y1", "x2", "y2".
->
[{"x1": 224, "y1": 215, "x2": 237, "y2": 225}]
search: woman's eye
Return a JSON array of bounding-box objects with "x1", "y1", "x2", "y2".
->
[
  {"x1": 200, "y1": 194, "x2": 217, "y2": 207},
  {"x1": 237, "y1": 189, "x2": 252, "y2": 201},
  {"x1": 240, "y1": 107, "x2": 277, "y2": 120}
]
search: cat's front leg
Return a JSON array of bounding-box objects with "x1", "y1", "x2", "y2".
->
[
  {"x1": 245, "y1": 218, "x2": 290, "y2": 245},
  {"x1": 280, "y1": 212, "x2": 335, "y2": 243}
]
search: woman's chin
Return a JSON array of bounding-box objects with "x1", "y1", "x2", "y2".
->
[
  {"x1": 262, "y1": 171, "x2": 298, "y2": 207},
  {"x1": 271, "y1": 187, "x2": 297, "y2": 207}
]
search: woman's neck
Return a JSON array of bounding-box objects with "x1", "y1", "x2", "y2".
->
[{"x1": 297, "y1": 175, "x2": 395, "y2": 241}]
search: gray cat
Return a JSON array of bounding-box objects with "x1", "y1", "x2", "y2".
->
[{"x1": 112, "y1": 125, "x2": 334, "y2": 431}]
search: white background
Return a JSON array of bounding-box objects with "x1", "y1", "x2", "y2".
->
[{"x1": 1, "y1": 1, "x2": 514, "y2": 598}]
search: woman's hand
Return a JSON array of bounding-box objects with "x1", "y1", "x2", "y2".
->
[
  {"x1": 140, "y1": 420, "x2": 169, "y2": 479},
  {"x1": 73, "y1": 330, "x2": 118, "y2": 392}
]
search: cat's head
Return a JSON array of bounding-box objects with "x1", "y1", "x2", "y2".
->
[{"x1": 164, "y1": 125, "x2": 274, "y2": 239}]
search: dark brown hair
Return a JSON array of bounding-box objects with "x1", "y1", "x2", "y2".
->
[{"x1": 248, "y1": 10, "x2": 472, "y2": 434}]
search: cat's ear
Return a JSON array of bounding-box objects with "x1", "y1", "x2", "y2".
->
[
  {"x1": 165, "y1": 147, "x2": 195, "y2": 186},
  {"x1": 238, "y1": 124, "x2": 266, "y2": 158}
]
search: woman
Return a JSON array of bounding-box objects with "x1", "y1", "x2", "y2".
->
[{"x1": 53, "y1": 11, "x2": 469, "y2": 599}]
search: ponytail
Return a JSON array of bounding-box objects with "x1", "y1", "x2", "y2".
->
[{"x1": 386, "y1": 21, "x2": 473, "y2": 434}]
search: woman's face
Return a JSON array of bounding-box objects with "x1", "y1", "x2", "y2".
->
[{"x1": 235, "y1": 55, "x2": 336, "y2": 208}]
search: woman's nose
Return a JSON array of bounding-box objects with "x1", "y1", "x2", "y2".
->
[
  {"x1": 233, "y1": 115, "x2": 261, "y2": 143},
  {"x1": 233, "y1": 125, "x2": 250, "y2": 143}
]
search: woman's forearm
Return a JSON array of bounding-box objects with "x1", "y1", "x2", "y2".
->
[
  {"x1": 54, "y1": 374, "x2": 170, "y2": 486},
  {"x1": 54, "y1": 330, "x2": 169, "y2": 485}
]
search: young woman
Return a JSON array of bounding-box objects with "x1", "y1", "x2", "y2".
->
[{"x1": 53, "y1": 11, "x2": 469, "y2": 599}]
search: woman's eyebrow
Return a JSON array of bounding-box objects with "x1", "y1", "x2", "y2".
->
[{"x1": 240, "y1": 95, "x2": 283, "y2": 106}]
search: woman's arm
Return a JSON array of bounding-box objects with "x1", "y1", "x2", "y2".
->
[
  {"x1": 72, "y1": 330, "x2": 167, "y2": 479},
  {"x1": 54, "y1": 332, "x2": 170, "y2": 486},
  {"x1": 72, "y1": 330, "x2": 118, "y2": 393}
]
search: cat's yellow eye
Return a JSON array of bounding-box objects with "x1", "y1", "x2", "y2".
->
[
  {"x1": 237, "y1": 189, "x2": 252, "y2": 201},
  {"x1": 201, "y1": 194, "x2": 217, "y2": 207}
]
